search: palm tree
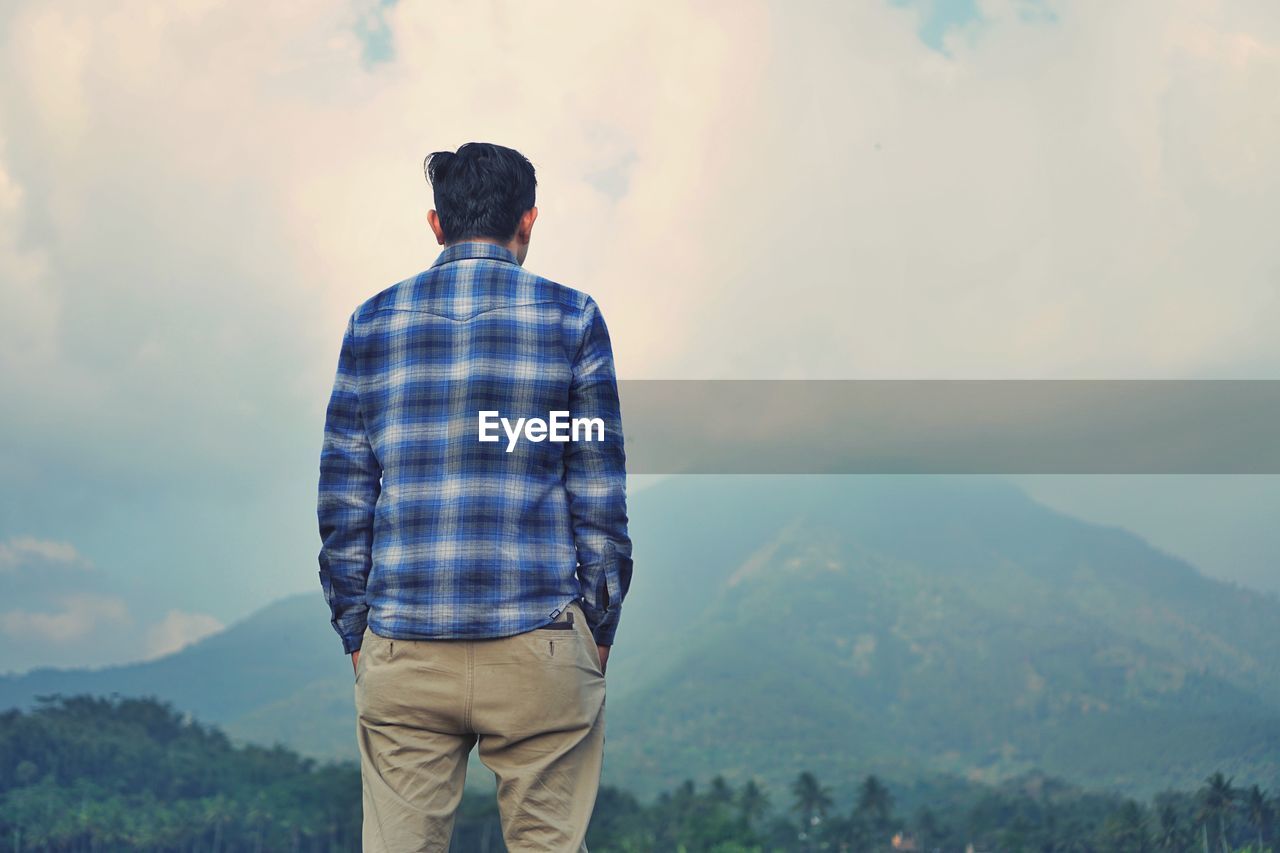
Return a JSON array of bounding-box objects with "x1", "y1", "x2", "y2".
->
[
  {"x1": 1197, "y1": 772, "x2": 1237, "y2": 853},
  {"x1": 1243, "y1": 785, "x2": 1273, "y2": 851},
  {"x1": 913, "y1": 806, "x2": 944, "y2": 853},
  {"x1": 665, "y1": 778, "x2": 698, "y2": 828},
  {"x1": 1154, "y1": 801, "x2": 1189, "y2": 852},
  {"x1": 709, "y1": 774, "x2": 734, "y2": 806},
  {"x1": 738, "y1": 779, "x2": 771, "y2": 830},
  {"x1": 201, "y1": 793, "x2": 235, "y2": 853},
  {"x1": 1101, "y1": 800, "x2": 1150, "y2": 853},
  {"x1": 855, "y1": 775, "x2": 895, "y2": 833},
  {"x1": 791, "y1": 771, "x2": 834, "y2": 849}
]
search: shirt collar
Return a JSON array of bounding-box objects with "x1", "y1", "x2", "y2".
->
[{"x1": 429, "y1": 240, "x2": 521, "y2": 268}]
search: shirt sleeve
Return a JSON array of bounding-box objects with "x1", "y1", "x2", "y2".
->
[
  {"x1": 564, "y1": 297, "x2": 633, "y2": 646},
  {"x1": 317, "y1": 312, "x2": 382, "y2": 655}
]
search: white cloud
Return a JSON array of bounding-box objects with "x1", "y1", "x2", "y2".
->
[
  {"x1": 0, "y1": 593, "x2": 130, "y2": 644},
  {"x1": 0, "y1": 0, "x2": 1277, "y2": 671},
  {"x1": 0, "y1": 535, "x2": 88, "y2": 570},
  {"x1": 0, "y1": 143, "x2": 56, "y2": 374},
  {"x1": 145, "y1": 609, "x2": 225, "y2": 659},
  {"x1": 0, "y1": 1, "x2": 1272, "y2": 435},
  {"x1": 0, "y1": 582, "x2": 223, "y2": 671}
]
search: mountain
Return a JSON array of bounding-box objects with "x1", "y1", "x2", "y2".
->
[
  {"x1": 605, "y1": 476, "x2": 1280, "y2": 801},
  {"x1": 0, "y1": 591, "x2": 359, "y2": 761},
  {"x1": 2, "y1": 475, "x2": 1278, "y2": 802}
]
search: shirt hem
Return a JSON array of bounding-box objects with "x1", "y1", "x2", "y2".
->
[{"x1": 366, "y1": 594, "x2": 583, "y2": 642}]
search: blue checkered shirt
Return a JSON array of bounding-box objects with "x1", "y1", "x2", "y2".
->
[{"x1": 317, "y1": 240, "x2": 632, "y2": 654}]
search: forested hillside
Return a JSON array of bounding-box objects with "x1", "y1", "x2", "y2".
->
[{"x1": 3, "y1": 694, "x2": 1275, "y2": 852}]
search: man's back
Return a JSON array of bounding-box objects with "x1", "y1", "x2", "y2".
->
[
  {"x1": 318, "y1": 239, "x2": 631, "y2": 652},
  {"x1": 317, "y1": 142, "x2": 629, "y2": 852}
]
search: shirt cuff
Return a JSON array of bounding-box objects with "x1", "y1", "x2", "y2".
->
[
  {"x1": 590, "y1": 621, "x2": 617, "y2": 646},
  {"x1": 341, "y1": 630, "x2": 364, "y2": 655},
  {"x1": 579, "y1": 598, "x2": 619, "y2": 645},
  {"x1": 335, "y1": 616, "x2": 367, "y2": 654}
]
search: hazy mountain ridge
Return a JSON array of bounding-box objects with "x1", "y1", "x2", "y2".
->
[
  {"x1": 2, "y1": 476, "x2": 1277, "y2": 802},
  {"x1": 604, "y1": 477, "x2": 1280, "y2": 799}
]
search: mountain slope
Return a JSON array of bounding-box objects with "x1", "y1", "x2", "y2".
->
[
  {"x1": 2, "y1": 475, "x2": 1277, "y2": 800},
  {"x1": 605, "y1": 476, "x2": 1280, "y2": 799},
  {"x1": 0, "y1": 592, "x2": 359, "y2": 759}
]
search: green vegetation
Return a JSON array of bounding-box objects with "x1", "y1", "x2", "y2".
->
[
  {"x1": 0, "y1": 694, "x2": 360, "y2": 851},
  {"x1": 2, "y1": 694, "x2": 1277, "y2": 852}
]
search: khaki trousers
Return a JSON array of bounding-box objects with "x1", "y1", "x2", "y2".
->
[{"x1": 354, "y1": 600, "x2": 607, "y2": 852}]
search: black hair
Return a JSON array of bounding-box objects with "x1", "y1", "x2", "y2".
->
[{"x1": 423, "y1": 142, "x2": 537, "y2": 243}]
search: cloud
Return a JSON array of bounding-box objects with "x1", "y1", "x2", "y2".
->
[
  {"x1": 0, "y1": 589, "x2": 225, "y2": 672},
  {"x1": 0, "y1": 535, "x2": 89, "y2": 570},
  {"x1": 0, "y1": 2, "x2": 1274, "y2": 447},
  {"x1": 145, "y1": 609, "x2": 225, "y2": 659},
  {"x1": 0, "y1": 593, "x2": 131, "y2": 644},
  {"x1": 0, "y1": 0, "x2": 1277, "y2": 671},
  {"x1": 0, "y1": 143, "x2": 56, "y2": 375}
]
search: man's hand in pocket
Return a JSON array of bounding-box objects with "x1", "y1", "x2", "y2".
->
[{"x1": 351, "y1": 649, "x2": 360, "y2": 677}]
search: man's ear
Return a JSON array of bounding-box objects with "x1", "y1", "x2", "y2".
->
[
  {"x1": 427, "y1": 209, "x2": 446, "y2": 245},
  {"x1": 519, "y1": 206, "x2": 538, "y2": 240}
]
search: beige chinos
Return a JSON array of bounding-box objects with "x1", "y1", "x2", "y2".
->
[{"x1": 354, "y1": 599, "x2": 607, "y2": 852}]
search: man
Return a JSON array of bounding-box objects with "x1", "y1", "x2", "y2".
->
[{"x1": 317, "y1": 141, "x2": 633, "y2": 852}]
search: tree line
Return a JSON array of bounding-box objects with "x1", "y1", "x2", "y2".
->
[{"x1": 0, "y1": 694, "x2": 1275, "y2": 852}]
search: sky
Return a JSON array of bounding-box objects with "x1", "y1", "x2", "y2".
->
[{"x1": 0, "y1": 0, "x2": 1277, "y2": 674}]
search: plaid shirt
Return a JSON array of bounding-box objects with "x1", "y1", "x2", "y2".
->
[{"x1": 317, "y1": 240, "x2": 632, "y2": 654}]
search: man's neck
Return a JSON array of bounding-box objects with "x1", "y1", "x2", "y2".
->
[
  {"x1": 447, "y1": 236, "x2": 522, "y2": 264},
  {"x1": 449, "y1": 236, "x2": 513, "y2": 251}
]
